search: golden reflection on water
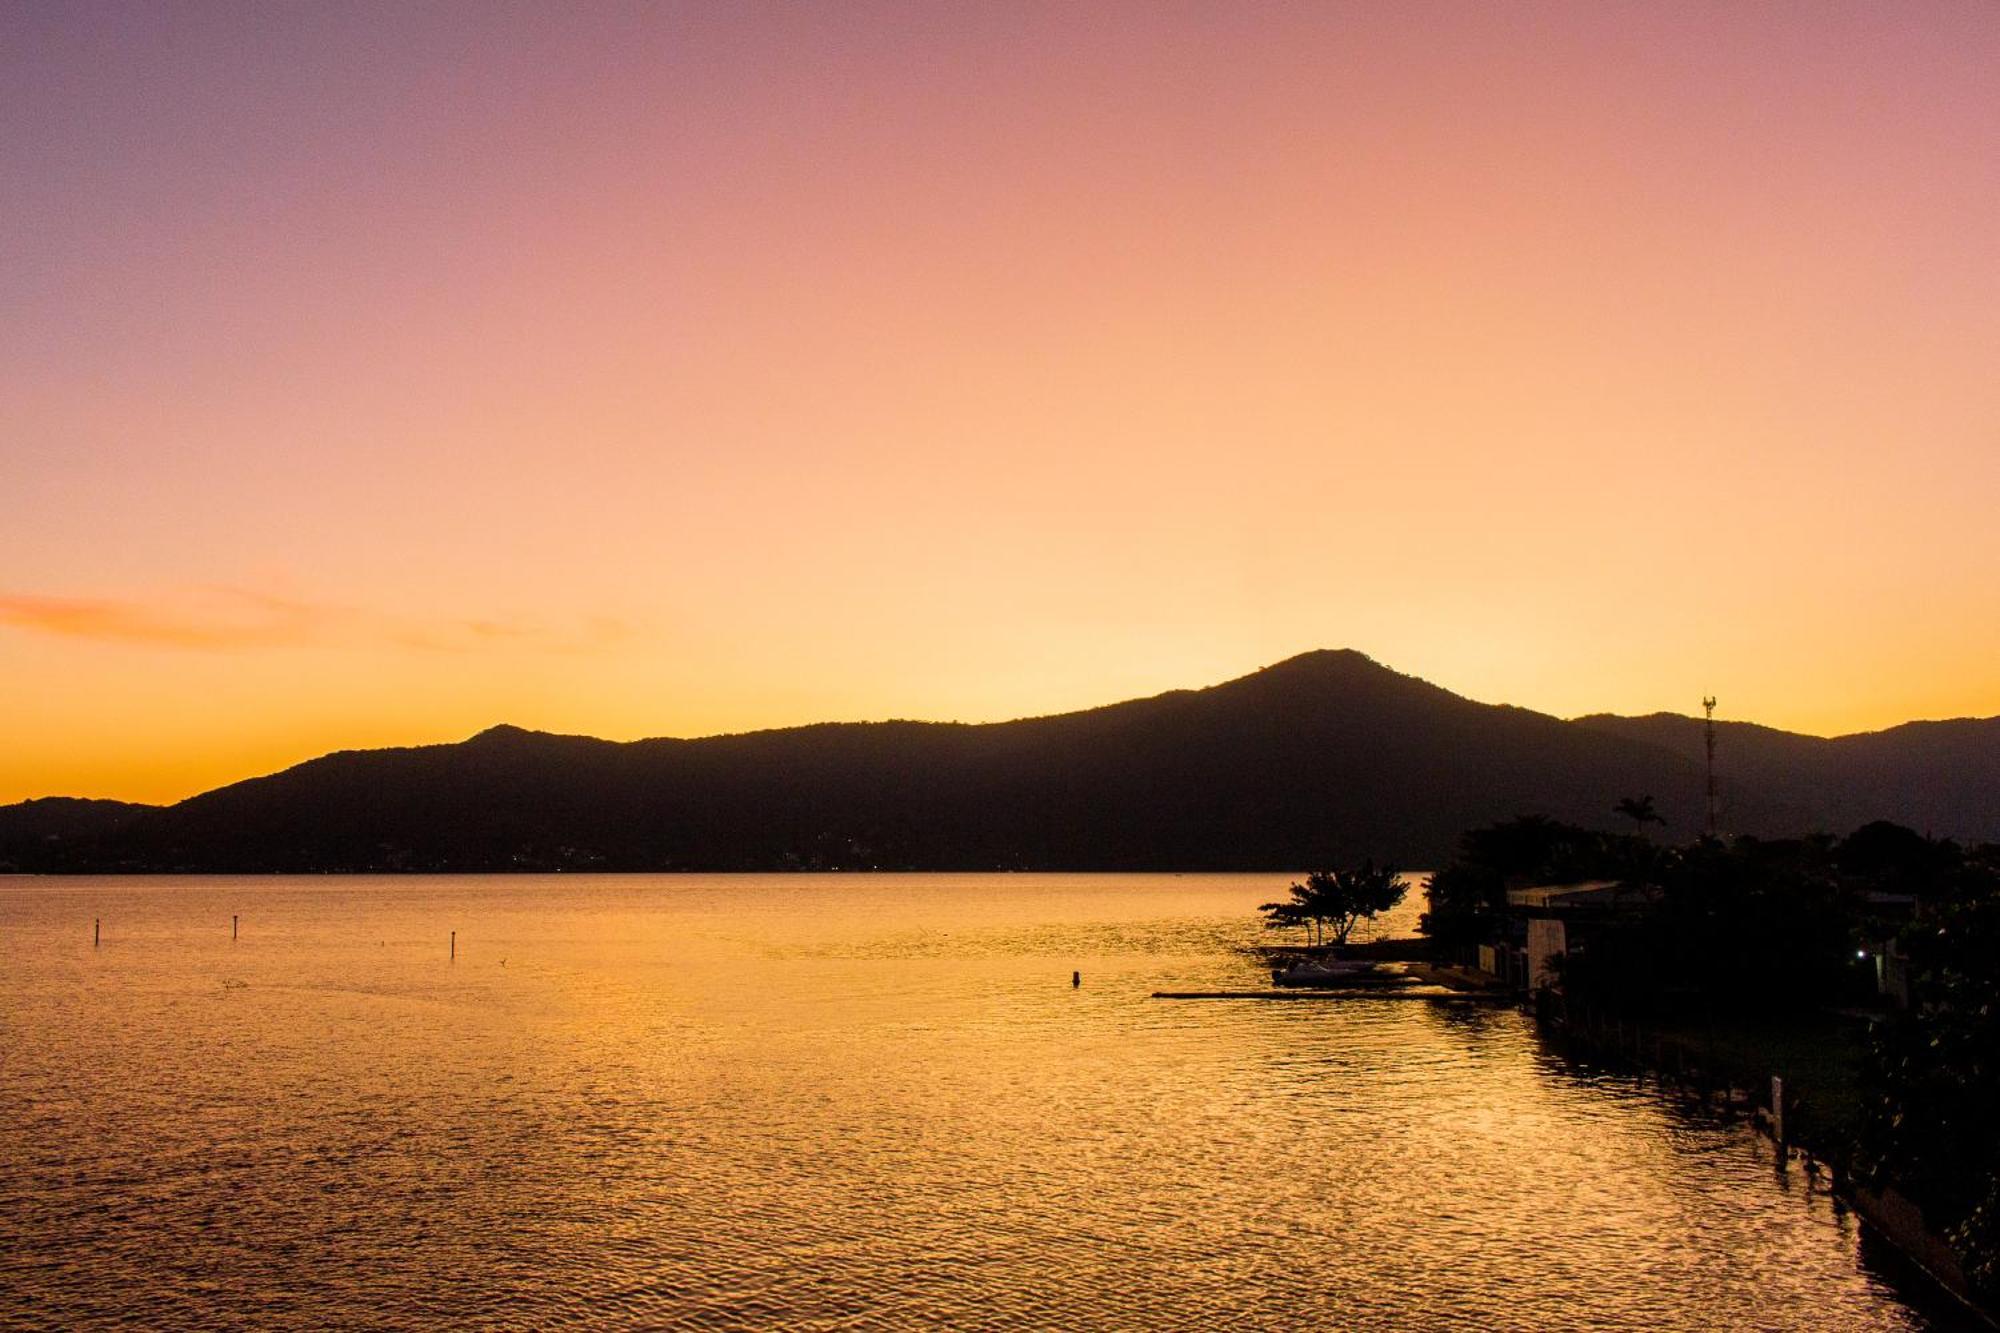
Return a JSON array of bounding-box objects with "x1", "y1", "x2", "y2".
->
[{"x1": 0, "y1": 875, "x2": 1935, "y2": 1329}]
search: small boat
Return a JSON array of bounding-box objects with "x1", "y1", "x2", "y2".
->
[{"x1": 1271, "y1": 955, "x2": 1380, "y2": 987}]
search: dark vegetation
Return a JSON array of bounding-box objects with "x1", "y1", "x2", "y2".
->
[
  {"x1": 1859, "y1": 868, "x2": 2000, "y2": 1298},
  {"x1": 5, "y1": 650, "x2": 1998, "y2": 874},
  {"x1": 1259, "y1": 861, "x2": 1406, "y2": 946},
  {"x1": 1421, "y1": 813, "x2": 2000, "y2": 1304}
]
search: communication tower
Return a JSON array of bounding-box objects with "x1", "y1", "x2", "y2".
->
[{"x1": 1702, "y1": 696, "x2": 1719, "y2": 838}]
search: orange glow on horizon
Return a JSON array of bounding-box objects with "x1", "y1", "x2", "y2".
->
[{"x1": 4, "y1": 3, "x2": 1997, "y2": 804}]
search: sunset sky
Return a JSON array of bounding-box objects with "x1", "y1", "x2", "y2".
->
[{"x1": 5, "y1": 1, "x2": 1998, "y2": 804}]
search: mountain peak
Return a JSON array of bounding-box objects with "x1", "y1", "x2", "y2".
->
[
  {"x1": 466, "y1": 723, "x2": 538, "y2": 744},
  {"x1": 1222, "y1": 648, "x2": 1418, "y2": 694},
  {"x1": 1260, "y1": 648, "x2": 1383, "y2": 675},
  {"x1": 1199, "y1": 648, "x2": 1470, "y2": 716}
]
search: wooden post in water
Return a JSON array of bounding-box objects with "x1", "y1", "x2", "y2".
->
[
  {"x1": 1771, "y1": 1074, "x2": 1786, "y2": 1153},
  {"x1": 232, "y1": 914, "x2": 238, "y2": 941},
  {"x1": 450, "y1": 930, "x2": 456, "y2": 962},
  {"x1": 94, "y1": 918, "x2": 100, "y2": 947}
]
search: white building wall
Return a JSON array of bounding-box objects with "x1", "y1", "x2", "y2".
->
[{"x1": 1525, "y1": 918, "x2": 1567, "y2": 992}]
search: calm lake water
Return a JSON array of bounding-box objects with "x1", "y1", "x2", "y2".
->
[{"x1": 0, "y1": 874, "x2": 1947, "y2": 1330}]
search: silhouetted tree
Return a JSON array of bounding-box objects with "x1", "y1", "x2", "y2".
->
[
  {"x1": 1259, "y1": 883, "x2": 1320, "y2": 947},
  {"x1": 1418, "y1": 862, "x2": 1504, "y2": 950},
  {"x1": 1614, "y1": 794, "x2": 1664, "y2": 838},
  {"x1": 1420, "y1": 816, "x2": 1623, "y2": 950},
  {"x1": 1266, "y1": 862, "x2": 1408, "y2": 947}
]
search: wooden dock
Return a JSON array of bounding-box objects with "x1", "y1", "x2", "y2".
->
[
  {"x1": 1152, "y1": 988, "x2": 1511, "y2": 1002},
  {"x1": 1157, "y1": 954, "x2": 1520, "y2": 1003}
]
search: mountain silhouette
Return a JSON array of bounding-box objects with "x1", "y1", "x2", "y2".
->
[
  {"x1": 4, "y1": 650, "x2": 1994, "y2": 872},
  {"x1": 0, "y1": 797, "x2": 158, "y2": 842},
  {"x1": 1573, "y1": 711, "x2": 2000, "y2": 843}
]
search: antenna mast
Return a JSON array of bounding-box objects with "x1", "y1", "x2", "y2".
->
[{"x1": 1702, "y1": 695, "x2": 1719, "y2": 838}]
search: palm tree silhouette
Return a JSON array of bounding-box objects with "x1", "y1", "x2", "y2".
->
[{"x1": 1614, "y1": 794, "x2": 1664, "y2": 838}]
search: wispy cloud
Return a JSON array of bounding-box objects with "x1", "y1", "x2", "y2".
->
[
  {"x1": 0, "y1": 588, "x2": 633, "y2": 655},
  {"x1": 0, "y1": 592, "x2": 314, "y2": 649}
]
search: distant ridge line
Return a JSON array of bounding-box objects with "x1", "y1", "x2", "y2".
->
[{"x1": 4, "y1": 649, "x2": 1996, "y2": 873}]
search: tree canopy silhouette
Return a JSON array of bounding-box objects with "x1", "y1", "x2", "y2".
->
[
  {"x1": 1614, "y1": 794, "x2": 1664, "y2": 837},
  {"x1": 1261, "y1": 861, "x2": 1408, "y2": 947}
]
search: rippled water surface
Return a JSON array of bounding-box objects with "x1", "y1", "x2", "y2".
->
[{"x1": 0, "y1": 875, "x2": 1944, "y2": 1329}]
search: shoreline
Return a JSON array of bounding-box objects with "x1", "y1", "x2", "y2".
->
[
  {"x1": 1257, "y1": 934, "x2": 1997, "y2": 1328},
  {"x1": 1536, "y1": 994, "x2": 1997, "y2": 1329}
]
